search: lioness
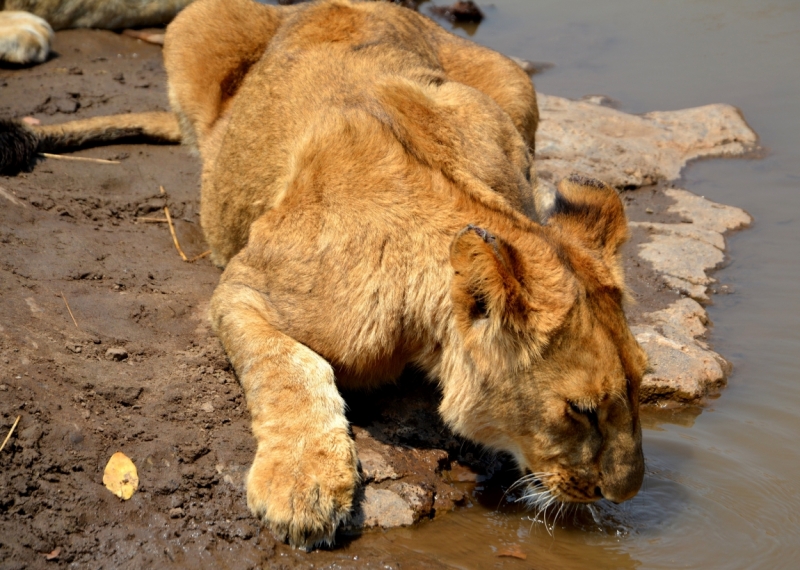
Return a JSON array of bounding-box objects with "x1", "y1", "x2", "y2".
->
[{"x1": 0, "y1": 0, "x2": 647, "y2": 549}]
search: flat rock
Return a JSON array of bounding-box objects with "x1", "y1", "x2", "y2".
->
[
  {"x1": 535, "y1": 94, "x2": 757, "y2": 188},
  {"x1": 635, "y1": 299, "x2": 729, "y2": 402},
  {"x1": 630, "y1": 223, "x2": 724, "y2": 300},
  {"x1": 350, "y1": 487, "x2": 415, "y2": 529},
  {"x1": 105, "y1": 347, "x2": 128, "y2": 361},
  {"x1": 630, "y1": 189, "x2": 751, "y2": 302},
  {"x1": 358, "y1": 448, "x2": 399, "y2": 483},
  {"x1": 626, "y1": 190, "x2": 749, "y2": 400},
  {"x1": 664, "y1": 188, "x2": 752, "y2": 233}
]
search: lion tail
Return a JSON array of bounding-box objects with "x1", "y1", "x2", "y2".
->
[{"x1": 0, "y1": 111, "x2": 181, "y2": 175}]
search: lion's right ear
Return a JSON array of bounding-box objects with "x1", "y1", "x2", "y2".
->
[{"x1": 546, "y1": 175, "x2": 629, "y2": 288}]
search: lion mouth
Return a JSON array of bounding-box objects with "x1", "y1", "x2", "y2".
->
[{"x1": 512, "y1": 470, "x2": 603, "y2": 509}]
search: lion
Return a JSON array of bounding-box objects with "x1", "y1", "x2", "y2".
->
[{"x1": 0, "y1": 0, "x2": 648, "y2": 550}]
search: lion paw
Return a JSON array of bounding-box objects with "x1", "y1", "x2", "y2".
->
[
  {"x1": 246, "y1": 430, "x2": 359, "y2": 550},
  {"x1": 0, "y1": 11, "x2": 54, "y2": 65}
]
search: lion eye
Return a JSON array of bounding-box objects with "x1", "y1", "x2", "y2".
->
[{"x1": 567, "y1": 401, "x2": 599, "y2": 425}]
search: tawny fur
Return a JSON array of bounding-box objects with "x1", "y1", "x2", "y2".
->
[
  {"x1": 0, "y1": 10, "x2": 52, "y2": 63},
  {"x1": 0, "y1": 0, "x2": 193, "y2": 64},
  {"x1": 3, "y1": 0, "x2": 193, "y2": 30},
  {"x1": 1, "y1": 0, "x2": 648, "y2": 550}
]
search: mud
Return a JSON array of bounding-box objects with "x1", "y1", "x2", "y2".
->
[
  {"x1": 0, "y1": 27, "x2": 730, "y2": 569},
  {"x1": 429, "y1": 2, "x2": 484, "y2": 23}
]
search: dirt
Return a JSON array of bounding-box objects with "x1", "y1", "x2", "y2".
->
[
  {"x1": 0, "y1": 28, "x2": 689, "y2": 569},
  {"x1": 429, "y1": 1, "x2": 485, "y2": 23}
]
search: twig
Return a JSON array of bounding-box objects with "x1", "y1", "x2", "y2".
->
[
  {"x1": 61, "y1": 291, "x2": 79, "y2": 329},
  {"x1": 160, "y1": 185, "x2": 188, "y2": 261},
  {"x1": 0, "y1": 415, "x2": 21, "y2": 452},
  {"x1": 0, "y1": 185, "x2": 25, "y2": 207},
  {"x1": 136, "y1": 217, "x2": 169, "y2": 223},
  {"x1": 40, "y1": 153, "x2": 120, "y2": 165},
  {"x1": 122, "y1": 29, "x2": 165, "y2": 46},
  {"x1": 188, "y1": 250, "x2": 211, "y2": 263}
]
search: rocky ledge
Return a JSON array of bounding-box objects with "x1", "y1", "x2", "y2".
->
[{"x1": 534, "y1": 92, "x2": 756, "y2": 405}]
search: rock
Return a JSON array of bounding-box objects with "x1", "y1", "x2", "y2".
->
[
  {"x1": 630, "y1": 189, "x2": 751, "y2": 301},
  {"x1": 664, "y1": 188, "x2": 752, "y2": 233},
  {"x1": 626, "y1": 188, "x2": 749, "y2": 399},
  {"x1": 535, "y1": 94, "x2": 757, "y2": 188},
  {"x1": 168, "y1": 507, "x2": 185, "y2": 519},
  {"x1": 390, "y1": 482, "x2": 434, "y2": 522},
  {"x1": 200, "y1": 402, "x2": 214, "y2": 413},
  {"x1": 358, "y1": 448, "x2": 399, "y2": 483},
  {"x1": 630, "y1": 222, "x2": 724, "y2": 301},
  {"x1": 55, "y1": 97, "x2": 79, "y2": 114},
  {"x1": 97, "y1": 384, "x2": 142, "y2": 406},
  {"x1": 105, "y1": 347, "x2": 128, "y2": 361},
  {"x1": 508, "y1": 57, "x2": 553, "y2": 76},
  {"x1": 635, "y1": 299, "x2": 729, "y2": 403},
  {"x1": 429, "y1": 1, "x2": 484, "y2": 23},
  {"x1": 351, "y1": 487, "x2": 415, "y2": 529},
  {"x1": 448, "y1": 462, "x2": 479, "y2": 482}
]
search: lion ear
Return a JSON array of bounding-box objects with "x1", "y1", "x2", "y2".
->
[
  {"x1": 547, "y1": 175, "x2": 629, "y2": 286},
  {"x1": 449, "y1": 225, "x2": 571, "y2": 358},
  {"x1": 450, "y1": 225, "x2": 523, "y2": 327}
]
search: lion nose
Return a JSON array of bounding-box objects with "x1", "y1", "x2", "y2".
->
[{"x1": 601, "y1": 481, "x2": 641, "y2": 503}]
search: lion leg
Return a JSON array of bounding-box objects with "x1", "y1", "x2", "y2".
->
[
  {"x1": 4, "y1": 0, "x2": 195, "y2": 31},
  {"x1": 209, "y1": 269, "x2": 358, "y2": 550},
  {"x1": 0, "y1": 11, "x2": 53, "y2": 64}
]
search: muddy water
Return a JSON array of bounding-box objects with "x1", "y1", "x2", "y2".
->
[{"x1": 347, "y1": 1, "x2": 800, "y2": 567}]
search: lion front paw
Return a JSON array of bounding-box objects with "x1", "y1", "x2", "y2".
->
[
  {"x1": 246, "y1": 429, "x2": 359, "y2": 550},
  {"x1": 0, "y1": 11, "x2": 54, "y2": 65}
]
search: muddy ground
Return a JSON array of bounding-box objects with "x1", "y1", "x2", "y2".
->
[{"x1": 0, "y1": 29, "x2": 690, "y2": 569}]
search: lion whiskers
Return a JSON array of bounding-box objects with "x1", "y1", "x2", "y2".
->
[{"x1": 513, "y1": 472, "x2": 574, "y2": 536}]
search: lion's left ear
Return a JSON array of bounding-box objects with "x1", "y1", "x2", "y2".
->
[
  {"x1": 546, "y1": 175, "x2": 629, "y2": 287},
  {"x1": 449, "y1": 225, "x2": 573, "y2": 361}
]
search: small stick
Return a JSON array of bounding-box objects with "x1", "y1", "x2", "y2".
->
[
  {"x1": 188, "y1": 250, "x2": 211, "y2": 263},
  {"x1": 0, "y1": 415, "x2": 21, "y2": 452},
  {"x1": 136, "y1": 217, "x2": 169, "y2": 223},
  {"x1": 61, "y1": 292, "x2": 79, "y2": 329},
  {"x1": 122, "y1": 29, "x2": 166, "y2": 46},
  {"x1": 40, "y1": 153, "x2": 120, "y2": 165},
  {"x1": 160, "y1": 185, "x2": 189, "y2": 261}
]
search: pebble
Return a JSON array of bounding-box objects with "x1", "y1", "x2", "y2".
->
[{"x1": 105, "y1": 347, "x2": 128, "y2": 361}]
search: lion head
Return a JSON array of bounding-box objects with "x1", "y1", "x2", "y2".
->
[{"x1": 443, "y1": 175, "x2": 647, "y2": 507}]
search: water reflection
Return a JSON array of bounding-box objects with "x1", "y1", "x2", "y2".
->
[{"x1": 641, "y1": 404, "x2": 704, "y2": 430}]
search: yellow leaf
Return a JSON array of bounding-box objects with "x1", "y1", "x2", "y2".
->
[{"x1": 103, "y1": 451, "x2": 139, "y2": 500}]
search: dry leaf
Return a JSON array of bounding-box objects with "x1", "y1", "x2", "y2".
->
[
  {"x1": 497, "y1": 543, "x2": 528, "y2": 560},
  {"x1": 45, "y1": 547, "x2": 61, "y2": 560},
  {"x1": 103, "y1": 451, "x2": 139, "y2": 500}
]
